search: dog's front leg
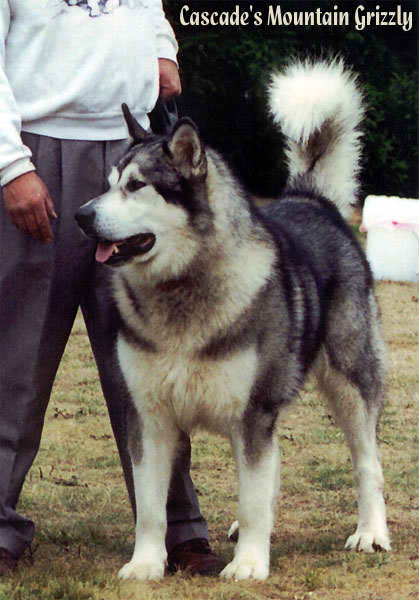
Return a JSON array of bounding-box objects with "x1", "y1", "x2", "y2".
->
[
  {"x1": 221, "y1": 431, "x2": 280, "y2": 581},
  {"x1": 118, "y1": 416, "x2": 179, "y2": 581}
]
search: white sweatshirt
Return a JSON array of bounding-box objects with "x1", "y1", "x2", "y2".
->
[{"x1": 0, "y1": 0, "x2": 178, "y2": 186}]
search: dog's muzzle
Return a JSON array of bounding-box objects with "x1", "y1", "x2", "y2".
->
[
  {"x1": 75, "y1": 204, "x2": 156, "y2": 267},
  {"x1": 75, "y1": 203, "x2": 97, "y2": 238}
]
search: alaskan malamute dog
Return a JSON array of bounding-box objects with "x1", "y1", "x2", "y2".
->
[{"x1": 76, "y1": 60, "x2": 391, "y2": 581}]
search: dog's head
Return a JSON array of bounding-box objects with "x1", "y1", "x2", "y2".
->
[{"x1": 75, "y1": 105, "x2": 213, "y2": 274}]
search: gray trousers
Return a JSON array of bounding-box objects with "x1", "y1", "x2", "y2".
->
[{"x1": 0, "y1": 132, "x2": 208, "y2": 558}]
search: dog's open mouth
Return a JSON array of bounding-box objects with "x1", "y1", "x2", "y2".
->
[{"x1": 95, "y1": 233, "x2": 156, "y2": 266}]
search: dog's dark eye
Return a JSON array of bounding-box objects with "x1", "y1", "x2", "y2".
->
[{"x1": 126, "y1": 178, "x2": 146, "y2": 193}]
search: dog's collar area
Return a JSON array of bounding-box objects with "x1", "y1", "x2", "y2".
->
[{"x1": 95, "y1": 233, "x2": 156, "y2": 266}]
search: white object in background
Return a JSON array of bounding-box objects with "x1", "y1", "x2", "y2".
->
[{"x1": 360, "y1": 195, "x2": 419, "y2": 282}]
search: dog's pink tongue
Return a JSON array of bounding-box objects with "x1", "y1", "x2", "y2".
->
[{"x1": 95, "y1": 242, "x2": 117, "y2": 263}]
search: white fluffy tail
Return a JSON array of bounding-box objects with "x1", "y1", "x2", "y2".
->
[{"x1": 269, "y1": 59, "x2": 364, "y2": 218}]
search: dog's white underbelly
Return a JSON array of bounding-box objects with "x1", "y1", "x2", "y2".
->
[{"x1": 117, "y1": 335, "x2": 258, "y2": 434}]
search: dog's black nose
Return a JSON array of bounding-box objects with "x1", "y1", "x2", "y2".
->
[{"x1": 75, "y1": 204, "x2": 96, "y2": 236}]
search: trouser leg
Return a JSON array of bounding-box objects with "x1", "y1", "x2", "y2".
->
[
  {"x1": 0, "y1": 236, "x2": 79, "y2": 556},
  {"x1": 0, "y1": 134, "x2": 132, "y2": 557},
  {"x1": 0, "y1": 134, "x2": 94, "y2": 556}
]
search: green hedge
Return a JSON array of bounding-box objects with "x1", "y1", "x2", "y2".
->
[{"x1": 165, "y1": 1, "x2": 418, "y2": 201}]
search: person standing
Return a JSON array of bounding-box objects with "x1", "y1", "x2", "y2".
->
[{"x1": 0, "y1": 0, "x2": 224, "y2": 576}]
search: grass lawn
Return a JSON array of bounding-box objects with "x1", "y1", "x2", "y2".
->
[{"x1": 0, "y1": 278, "x2": 417, "y2": 600}]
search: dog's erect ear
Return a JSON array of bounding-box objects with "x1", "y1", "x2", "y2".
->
[
  {"x1": 122, "y1": 103, "x2": 149, "y2": 144},
  {"x1": 167, "y1": 118, "x2": 207, "y2": 179}
]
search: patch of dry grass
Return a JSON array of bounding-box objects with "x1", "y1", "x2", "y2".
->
[{"x1": 0, "y1": 280, "x2": 417, "y2": 600}]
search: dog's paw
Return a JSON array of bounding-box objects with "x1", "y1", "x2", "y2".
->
[
  {"x1": 345, "y1": 528, "x2": 391, "y2": 553},
  {"x1": 228, "y1": 520, "x2": 239, "y2": 543},
  {"x1": 220, "y1": 555, "x2": 269, "y2": 581},
  {"x1": 118, "y1": 558, "x2": 165, "y2": 581}
]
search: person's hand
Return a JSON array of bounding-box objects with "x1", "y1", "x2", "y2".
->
[
  {"x1": 2, "y1": 172, "x2": 57, "y2": 242},
  {"x1": 158, "y1": 58, "x2": 182, "y2": 101}
]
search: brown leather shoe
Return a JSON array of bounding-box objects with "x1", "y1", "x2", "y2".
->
[
  {"x1": 167, "y1": 538, "x2": 226, "y2": 576},
  {"x1": 0, "y1": 548, "x2": 18, "y2": 576}
]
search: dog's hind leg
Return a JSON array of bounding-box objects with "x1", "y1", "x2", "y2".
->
[
  {"x1": 118, "y1": 410, "x2": 180, "y2": 581},
  {"x1": 314, "y1": 320, "x2": 391, "y2": 553},
  {"x1": 221, "y1": 431, "x2": 280, "y2": 581}
]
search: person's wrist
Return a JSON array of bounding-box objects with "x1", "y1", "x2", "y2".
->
[{"x1": 1, "y1": 158, "x2": 36, "y2": 188}]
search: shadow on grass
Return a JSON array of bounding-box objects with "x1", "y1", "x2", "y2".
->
[{"x1": 271, "y1": 528, "x2": 349, "y2": 561}]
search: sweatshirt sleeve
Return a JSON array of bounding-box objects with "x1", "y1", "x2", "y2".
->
[
  {"x1": 0, "y1": 3, "x2": 35, "y2": 187},
  {"x1": 150, "y1": 0, "x2": 179, "y2": 64}
]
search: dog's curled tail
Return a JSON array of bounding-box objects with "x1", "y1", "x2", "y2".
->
[{"x1": 268, "y1": 59, "x2": 364, "y2": 218}]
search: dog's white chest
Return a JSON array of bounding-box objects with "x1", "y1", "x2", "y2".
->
[{"x1": 117, "y1": 335, "x2": 258, "y2": 433}]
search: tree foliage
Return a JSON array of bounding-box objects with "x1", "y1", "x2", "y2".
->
[{"x1": 165, "y1": 1, "x2": 418, "y2": 201}]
